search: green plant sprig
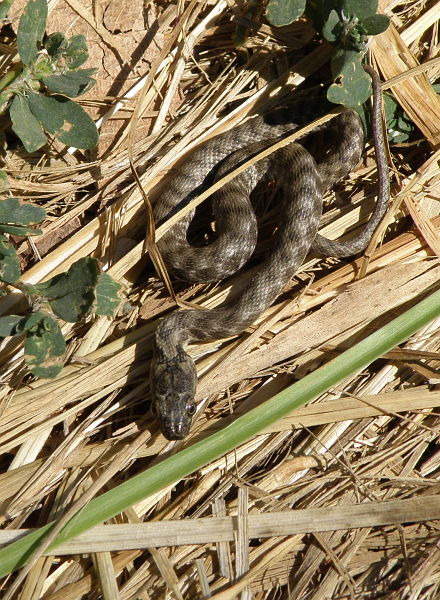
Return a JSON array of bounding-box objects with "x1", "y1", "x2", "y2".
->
[
  {"x1": 0, "y1": 198, "x2": 122, "y2": 378},
  {"x1": 266, "y1": 0, "x2": 390, "y2": 109},
  {"x1": 0, "y1": 0, "x2": 98, "y2": 151}
]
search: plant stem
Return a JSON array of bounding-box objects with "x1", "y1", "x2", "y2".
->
[{"x1": 0, "y1": 63, "x2": 23, "y2": 92}]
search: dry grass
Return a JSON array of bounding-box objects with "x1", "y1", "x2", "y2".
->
[{"x1": 1, "y1": 0, "x2": 440, "y2": 598}]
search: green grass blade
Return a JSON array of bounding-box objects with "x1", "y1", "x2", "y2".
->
[{"x1": 1, "y1": 286, "x2": 440, "y2": 576}]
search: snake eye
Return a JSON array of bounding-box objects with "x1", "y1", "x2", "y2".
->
[{"x1": 186, "y1": 403, "x2": 197, "y2": 416}]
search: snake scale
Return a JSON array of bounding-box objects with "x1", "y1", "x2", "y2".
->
[{"x1": 151, "y1": 64, "x2": 389, "y2": 440}]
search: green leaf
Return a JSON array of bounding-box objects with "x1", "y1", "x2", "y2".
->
[
  {"x1": 0, "y1": 0, "x2": 12, "y2": 20},
  {"x1": 9, "y1": 94, "x2": 47, "y2": 152},
  {"x1": 341, "y1": 0, "x2": 378, "y2": 20},
  {"x1": 0, "y1": 315, "x2": 24, "y2": 337},
  {"x1": 328, "y1": 52, "x2": 371, "y2": 108},
  {"x1": 15, "y1": 309, "x2": 43, "y2": 333},
  {"x1": 43, "y1": 68, "x2": 96, "y2": 98},
  {"x1": 23, "y1": 311, "x2": 65, "y2": 378},
  {"x1": 0, "y1": 197, "x2": 46, "y2": 225},
  {"x1": 322, "y1": 9, "x2": 340, "y2": 42},
  {"x1": 383, "y1": 93, "x2": 415, "y2": 143},
  {"x1": 0, "y1": 224, "x2": 43, "y2": 235},
  {"x1": 95, "y1": 272, "x2": 122, "y2": 316},
  {"x1": 16, "y1": 0, "x2": 48, "y2": 65},
  {"x1": 362, "y1": 14, "x2": 390, "y2": 35},
  {"x1": 65, "y1": 35, "x2": 89, "y2": 69},
  {"x1": 0, "y1": 233, "x2": 17, "y2": 256},
  {"x1": 266, "y1": 0, "x2": 306, "y2": 27},
  {"x1": 27, "y1": 92, "x2": 99, "y2": 149},
  {"x1": 44, "y1": 32, "x2": 67, "y2": 57},
  {"x1": 44, "y1": 33, "x2": 88, "y2": 69},
  {"x1": 28, "y1": 257, "x2": 100, "y2": 322},
  {"x1": 0, "y1": 234, "x2": 20, "y2": 283},
  {"x1": 1, "y1": 285, "x2": 440, "y2": 576}
]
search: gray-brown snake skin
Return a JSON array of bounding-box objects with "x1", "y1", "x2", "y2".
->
[{"x1": 151, "y1": 65, "x2": 389, "y2": 440}]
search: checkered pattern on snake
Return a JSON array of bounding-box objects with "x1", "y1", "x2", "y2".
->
[{"x1": 151, "y1": 65, "x2": 389, "y2": 440}]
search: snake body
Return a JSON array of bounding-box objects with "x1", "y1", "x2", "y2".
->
[{"x1": 151, "y1": 65, "x2": 389, "y2": 440}]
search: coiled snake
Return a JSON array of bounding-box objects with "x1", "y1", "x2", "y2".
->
[{"x1": 151, "y1": 64, "x2": 389, "y2": 440}]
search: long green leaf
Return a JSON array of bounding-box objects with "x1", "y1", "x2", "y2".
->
[
  {"x1": 27, "y1": 92, "x2": 99, "y2": 149},
  {"x1": 9, "y1": 94, "x2": 47, "y2": 152},
  {"x1": 16, "y1": 0, "x2": 47, "y2": 65},
  {"x1": 266, "y1": 0, "x2": 306, "y2": 27},
  {"x1": 1, "y1": 286, "x2": 440, "y2": 576}
]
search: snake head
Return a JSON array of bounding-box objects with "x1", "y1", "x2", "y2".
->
[{"x1": 151, "y1": 349, "x2": 197, "y2": 440}]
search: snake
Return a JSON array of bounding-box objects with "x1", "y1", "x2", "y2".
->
[{"x1": 151, "y1": 64, "x2": 389, "y2": 440}]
